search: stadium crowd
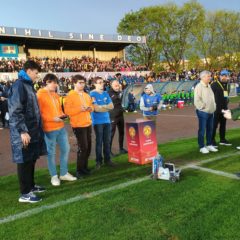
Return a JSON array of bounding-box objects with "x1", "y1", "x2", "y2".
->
[{"x1": 0, "y1": 56, "x2": 148, "y2": 73}]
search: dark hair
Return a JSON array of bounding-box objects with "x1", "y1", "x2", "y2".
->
[
  {"x1": 23, "y1": 60, "x2": 41, "y2": 72},
  {"x1": 72, "y1": 74, "x2": 86, "y2": 84},
  {"x1": 92, "y1": 76, "x2": 103, "y2": 84},
  {"x1": 43, "y1": 73, "x2": 58, "y2": 84},
  {"x1": 116, "y1": 73, "x2": 121, "y2": 77}
]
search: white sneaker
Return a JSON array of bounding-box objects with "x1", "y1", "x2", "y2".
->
[
  {"x1": 51, "y1": 175, "x2": 60, "y2": 186},
  {"x1": 134, "y1": 110, "x2": 137, "y2": 113},
  {"x1": 60, "y1": 172, "x2": 77, "y2": 181},
  {"x1": 206, "y1": 145, "x2": 218, "y2": 152},
  {"x1": 200, "y1": 147, "x2": 209, "y2": 154},
  {"x1": 236, "y1": 146, "x2": 240, "y2": 150}
]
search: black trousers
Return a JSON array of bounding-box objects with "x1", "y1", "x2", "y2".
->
[
  {"x1": 110, "y1": 116, "x2": 124, "y2": 151},
  {"x1": 73, "y1": 126, "x2": 92, "y2": 172},
  {"x1": 17, "y1": 160, "x2": 36, "y2": 194},
  {"x1": 0, "y1": 108, "x2": 6, "y2": 127},
  {"x1": 212, "y1": 111, "x2": 226, "y2": 142}
]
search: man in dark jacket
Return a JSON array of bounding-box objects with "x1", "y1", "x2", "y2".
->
[
  {"x1": 211, "y1": 70, "x2": 232, "y2": 147},
  {"x1": 8, "y1": 60, "x2": 46, "y2": 203},
  {"x1": 128, "y1": 90, "x2": 137, "y2": 112},
  {"x1": 109, "y1": 80, "x2": 128, "y2": 156}
]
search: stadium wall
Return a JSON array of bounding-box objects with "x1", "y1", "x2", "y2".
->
[{"x1": 28, "y1": 49, "x2": 124, "y2": 60}]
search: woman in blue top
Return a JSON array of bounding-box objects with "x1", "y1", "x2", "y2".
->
[{"x1": 140, "y1": 84, "x2": 162, "y2": 122}]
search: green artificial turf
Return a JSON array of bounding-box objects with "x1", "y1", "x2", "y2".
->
[{"x1": 0, "y1": 128, "x2": 240, "y2": 240}]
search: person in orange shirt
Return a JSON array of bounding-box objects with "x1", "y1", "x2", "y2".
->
[
  {"x1": 64, "y1": 75, "x2": 93, "y2": 179},
  {"x1": 37, "y1": 74, "x2": 77, "y2": 186}
]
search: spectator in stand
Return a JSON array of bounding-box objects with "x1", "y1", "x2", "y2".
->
[{"x1": 0, "y1": 56, "x2": 148, "y2": 73}]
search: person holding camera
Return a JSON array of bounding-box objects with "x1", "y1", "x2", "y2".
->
[
  {"x1": 37, "y1": 73, "x2": 77, "y2": 186},
  {"x1": 140, "y1": 84, "x2": 162, "y2": 122}
]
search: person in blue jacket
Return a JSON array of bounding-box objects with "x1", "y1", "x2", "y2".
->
[
  {"x1": 140, "y1": 84, "x2": 162, "y2": 122},
  {"x1": 90, "y1": 76, "x2": 115, "y2": 169},
  {"x1": 8, "y1": 60, "x2": 46, "y2": 203}
]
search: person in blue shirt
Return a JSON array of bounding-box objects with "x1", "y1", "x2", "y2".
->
[
  {"x1": 140, "y1": 84, "x2": 162, "y2": 122},
  {"x1": 90, "y1": 77, "x2": 115, "y2": 169}
]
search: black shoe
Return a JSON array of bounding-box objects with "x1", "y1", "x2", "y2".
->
[
  {"x1": 119, "y1": 148, "x2": 128, "y2": 154},
  {"x1": 110, "y1": 152, "x2": 116, "y2": 158},
  {"x1": 95, "y1": 163, "x2": 101, "y2": 170},
  {"x1": 76, "y1": 172, "x2": 84, "y2": 179},
  {"x1": 236, "y1": 172, "x2": 240, "y2": 177},
  {"x1": 31, "y1": 185, "x2": 46, "y2": 193},
  {"x1": 212, "y1": 141, "x2": 218, "y2": 148},
  {"x1": 219, "y1": 140, "x2": 232, "y2": 146},
  {"x1": 84, "y1": 168, "x2": 91, "y2": 173},
  {"x1": 79, "y1": 169, "x2": 91, "y2": 175},
  {"x1": 105, "y1": 161, "x2": 116, "y2": 167}
]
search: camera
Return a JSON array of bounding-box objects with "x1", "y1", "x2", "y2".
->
[{"x1": 152, "y1": 104, "x2": 158, "y2": 111}]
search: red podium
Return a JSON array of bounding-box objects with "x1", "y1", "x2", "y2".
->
[{"x1": 126, "y1": 119, "x2": 157, "y2": 165}]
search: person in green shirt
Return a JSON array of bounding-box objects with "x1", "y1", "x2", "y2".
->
[
  {"x1": 177, "y1": 91, "x2": 181, "y2": 100},
  {"x1": 185, "y1": 91, "x2": 190, "y2": 104},
  {"x1": 190, "y1": 91, "x2": 194, "y2": 105}
]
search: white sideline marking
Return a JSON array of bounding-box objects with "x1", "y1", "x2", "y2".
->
[
  {"x1": 189, "y1": 165, "x2": 239, "y2": 180},
  {"x1": 0, "y1": 152, "x2": 239, "y2": 225},
  {"x1": 180, "y1": 152, "x2": 239, "y2": 170},
  {"x1": 0, "y1": 176, "x2": 150, "y2": 225}
]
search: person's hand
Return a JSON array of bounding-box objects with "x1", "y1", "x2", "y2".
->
[
  {"x1": 86, "y1": 106, "x2": 92, "y2": 112},
  {"x1": 81, "y1": 106, "x2": 87, "y2": 111},
  {"x1": 222, "y1": 109, "x2": 232, "y2": 119},
  {"x1": 53, "y1": 117, "x2": 63, "y2": 122},
  {"x1": 21, "y1": 133, "x2": 31, "y2": 147}
]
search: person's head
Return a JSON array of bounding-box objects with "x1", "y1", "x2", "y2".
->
[
  {"x1": 220, "y1": 70, "x2": 230, "y2": 82},
  {"x1": 115, "y1": 73, "x2": 121, "y2": 80},
  {"x1": 43, "y1": 73, "x2": 58, "y2": 92},
  {"x1": 72, "y1": 74, "x2": 86, "y2": 92},
  {"x1": 144, "y1": 84, "x2": 154, "y2": 95},
  {"x1": 93, "y1": 76, "x2": 104, "y2": 91},
  {"x1": 23, "y1": 60, "x2": 41, "y2": 82},
  {"x1": 200, "y1": 70, "x2": 211, "y2": 84},
  {"x1": 111, "y1": 80, "x2": 121, "y2": 92}
]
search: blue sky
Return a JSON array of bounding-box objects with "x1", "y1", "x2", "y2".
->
[{"x1": 1, "y1": 0, "x2": 240, "y2": 34}]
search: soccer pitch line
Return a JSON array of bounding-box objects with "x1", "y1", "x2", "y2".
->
[
  {"x1": 0, "y1": 151, "x2": 239, "y2": 225},
  {"x1": 180, "y1": 151, "x2": 240, "y2": 170},
  {"x1": 189, "y1": 165, "x2": 240, "y2": 180}
]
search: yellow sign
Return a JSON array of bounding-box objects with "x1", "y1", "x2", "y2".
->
[
  {"x1": 143, "y1": 125, "x2": 152, "y2": 138},
  {"x1": 129, "y1": 127, "x2": 136, "y2": 138}
]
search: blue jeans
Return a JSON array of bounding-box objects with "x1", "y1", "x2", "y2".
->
[
  {"x1": 44, "y1": 127, "x2": 70, "y2": 176},
  {"x1": 94, "y1": 123, "x2": 111, "y2": 164},
  {"x1": 196, "y1": 110, "x2": 214, "y2": 149}
]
